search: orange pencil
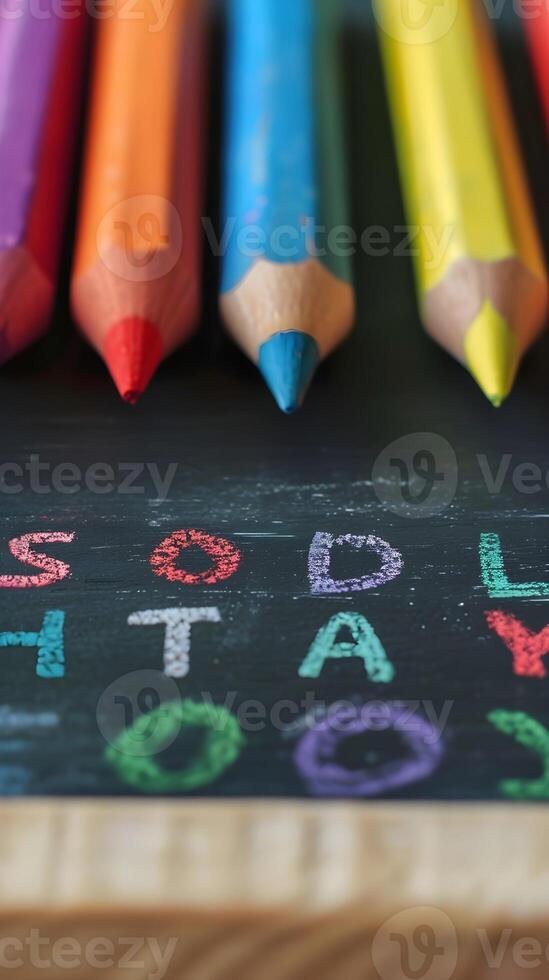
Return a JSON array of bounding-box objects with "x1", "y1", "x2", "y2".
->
[{"x1": 72, "y1": 0, "x2": 205, "y2": 403}]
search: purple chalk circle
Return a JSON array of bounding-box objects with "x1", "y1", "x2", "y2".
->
[
  {"x1": 0, "y1": 13, "x2": 62, "y2": 249},
  {"x1": 294, "y1": 702, "x2": 444, "y2": 798},
  {"x1": 308, "y1": 532, "x2": 403, "y2": 595}
]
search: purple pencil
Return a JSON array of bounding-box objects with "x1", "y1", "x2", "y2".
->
[{"x1": 0, "y1": 10, "x2": 86, "y2": 363}]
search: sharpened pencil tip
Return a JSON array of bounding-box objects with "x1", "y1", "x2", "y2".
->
[
  {"x1": 464, "y1": 301, "x2": 519, "y2": 407},
  {"x1": 258, "y1": 331, "x2": 320, "y2": 413},
  {"x1": 122, "y1": 390, "x2": 141, "y2": 406},
  {"x1": 103, "y1": 317, "x2": 163, "y2": 403}
]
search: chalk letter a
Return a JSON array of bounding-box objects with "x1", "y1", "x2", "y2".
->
[{"x1": 299, "y1": 612, "x2": 394, "y2": 683}]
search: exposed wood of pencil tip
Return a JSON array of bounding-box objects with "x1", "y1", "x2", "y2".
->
[
  {"x1": 0, "y1": 248, "x2": 54, "y2": 362},
  {"x1": 220, "y1": 258, "x2": 355, "y2": 362},
  {"x1": 422, "y1": 257, "x2": 547, "y2": 364}
]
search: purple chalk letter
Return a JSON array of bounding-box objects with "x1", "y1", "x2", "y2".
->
[
  {"x1": 308, "y1": 532, "x2": 403, "y2": 595},
  {"x1": 294, "y1": 702, "x2": 443, "y2": 798}
]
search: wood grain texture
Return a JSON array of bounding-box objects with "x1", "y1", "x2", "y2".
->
[
  {"x1": 1, "y1": 801, "x2": 549, "y2": 977},
  {"x1": 1, "y1": 801, "x2": 548, "y2": 920}
]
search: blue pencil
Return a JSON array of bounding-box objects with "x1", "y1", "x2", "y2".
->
[{"x1": 220, "y1": 0, "x2": 355, "y2": 413}]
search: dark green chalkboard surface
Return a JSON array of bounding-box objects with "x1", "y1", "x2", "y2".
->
[{"x1": 1, "y1": 0, "x2": 549, "y2": 803}]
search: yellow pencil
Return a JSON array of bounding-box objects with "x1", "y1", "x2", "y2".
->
[{"x1": 377, "y1": 0, "x2": 547, "y2": 405}]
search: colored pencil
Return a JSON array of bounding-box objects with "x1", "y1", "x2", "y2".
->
[
  {"x1": 72, "y1": 0, "x2": 205, "y2": 403},
  {"x1": 378, "y1": 0, "x2": 547, "y2": 406},
  {"x1": 525, "y1": 8, "x2": 549, "y2": 133},
  {"x1": 220, "y1": 0, "x2": 355, "y2": 413},
  {"x1": 0, "y1": 13, "x2": 86, "y2": 364}
]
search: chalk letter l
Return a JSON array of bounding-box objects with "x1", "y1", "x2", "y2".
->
[{"x1": 480, "y1": 533, "x2": 549, "y2": 598}]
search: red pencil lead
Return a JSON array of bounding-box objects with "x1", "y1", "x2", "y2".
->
[{"x1": 103, "y1": 317, "x2": 163, "y2": 404}]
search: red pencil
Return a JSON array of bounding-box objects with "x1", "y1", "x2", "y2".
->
[{"x1": 526, "y1": 10, "x2": 549, "y2": 131}]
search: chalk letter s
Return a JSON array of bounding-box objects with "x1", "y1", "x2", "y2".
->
[
  {"x1": 0, "y1": 533, "x2": 75, "y2": 588},
  {"x1": 308, "y1": 532, "x2": 403, "y2": 595}
]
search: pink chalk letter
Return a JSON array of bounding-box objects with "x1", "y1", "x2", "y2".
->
[{"x1": 0, "y1": 533, "x2": 76, "y2": 588}]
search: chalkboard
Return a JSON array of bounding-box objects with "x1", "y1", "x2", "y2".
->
[{"x1": 1, "y1": 0, "x2": 549, "y2": 802}]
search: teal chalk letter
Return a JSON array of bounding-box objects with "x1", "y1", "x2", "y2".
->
[
  {"x1": 0, "y1": 611, "x2": 65, "y2": 678},
  {"x1": 488, "y1": 710, "x2": 549, "y2": 799},
  {"x1": 480, "y1": 533, "x2": 549, "y2": 599},
  {"x1": 299, "y1": 612, "x2": 394, "y2": 683}
]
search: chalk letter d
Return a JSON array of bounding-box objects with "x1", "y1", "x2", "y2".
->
[{"x1": 308, "y1": 532, "x2": 403, "y2": 595}]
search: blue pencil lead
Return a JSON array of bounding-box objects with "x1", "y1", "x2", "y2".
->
[{"x1": 258, "y1": 331, "x2": 320, "y2": 413}]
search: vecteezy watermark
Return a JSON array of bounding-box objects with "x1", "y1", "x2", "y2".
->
[
  {"x1": 96, "y1": 670, "x2": 453, "y2": 756},
  {"x1": 476, "y1": 454, "x2": 549, "y2": 496},
  {"x1": 373, "y1": 0, "x2": 459, "y2": 45},
  {"x1": 0, "y1": 456, "x2": 178, "y2": 497},
  {"x1": 0, "y1": 0, "x2": 175, "y2": 31},
  {"x1": 372, "y1": 435, "x2": 549, "y2": 519},
  {"x1": 373, "y1": 0, "x2": 549, "y2": 47},
  {"x1": 202, "y1": 218, "x2": 454, "y2": 269},
  {"x1": 97, "y1": 196, "x2": 183, "y2": 283},
  {"x1": 94, "y1": 207, "x2": 455, "y2": 282},
  {"x1": 0, "y1": 930, "x2": 177, "y2": 977},
  {"x1": 97, "y1": 670, "x2": 183, "y2": 757},
  {"x1": 372, "y1": 908, "x2": 459, "y2": 980},
  {"x1": 372, "y1": 433, "x2": 458, "y2": 519},
  {"x1": 372, "y1": 910, "x2": 549, "y2": 979}
]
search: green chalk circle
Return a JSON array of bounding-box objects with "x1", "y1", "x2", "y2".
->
[
  {"x1": 488, "y1": 709, "x2": 549, "y2": 800},
  {"x1": 105, "y1": 699, "x2": 245, "y2": 794}
]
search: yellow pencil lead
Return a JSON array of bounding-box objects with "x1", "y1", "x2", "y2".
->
[{"x1": 464, "y1": 301, "x2": 519, "y2": 407}]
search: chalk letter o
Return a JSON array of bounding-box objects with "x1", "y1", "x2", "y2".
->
[
  {"x1": 149, "y1": 530, "x2": 242, "y2": 585},
  {"x1": 294, "y1": 702, "x2": 443, "y2": 797}
]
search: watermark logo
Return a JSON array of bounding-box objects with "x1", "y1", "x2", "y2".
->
[
  {"x1": 97, "y1": 195, "x2": 182, "y2": 283},
  {"x1": 372, "y1": 433, "x2": 458, "y2": 518},
  {"x1": 97, "y1": 670, "x2": 181, "y2": 757},
  {"x1": 0, "y1": 0, "x2": 175, "y2": 31},
  {"x1": 0, "y1": 930, "x2": 177, "y2": 978},
  {"x1": 373, "y1": 0, "x2": 459, "y2": 45},
  {"x1": 372, "y1": 908, "x2": 458, "y2": 980},
  {"x1": 0, "y1": 456, "x2": 178, "y2": 497}
]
